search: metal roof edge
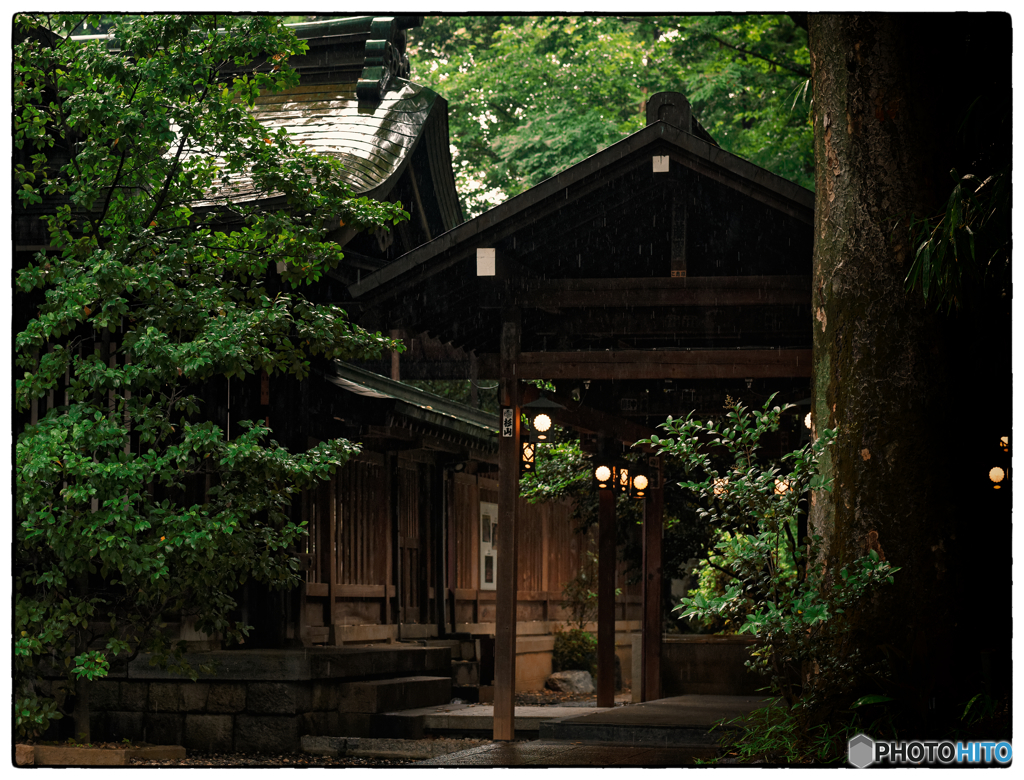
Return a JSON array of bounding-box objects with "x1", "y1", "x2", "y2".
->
[{"x1": 348, "y1": 120, "x2": 814, "y2": 300}]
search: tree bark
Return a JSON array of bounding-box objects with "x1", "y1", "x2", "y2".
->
[{"x1": 807, "y1": 13, "x2": 1011, "y2": 732}]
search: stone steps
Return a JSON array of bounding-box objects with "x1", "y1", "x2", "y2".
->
[{"x1": 337, "y1": 675, "x2": 451, "y2": 714}]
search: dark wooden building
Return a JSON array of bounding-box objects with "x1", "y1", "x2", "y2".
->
[{"x1": 343, "y1": 90, "x2": 815, "y2": 736}]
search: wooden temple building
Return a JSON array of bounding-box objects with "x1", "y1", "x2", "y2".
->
[
  {"x1": 180, "y1": 17, "x2": 816, "y2": 739},
  {"x1": 17, "y1": 17, "x2": 818, "y2": 747}
]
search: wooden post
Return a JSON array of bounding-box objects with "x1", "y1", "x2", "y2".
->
[
  {"x1": 433, "y1": 462, "x2": 448, "y2": 636},
  {"x1": 641, "y1": 482, "x2": 664, "y2": 702},
  {"x1": 597, "y1": 485, "x2": 616, "y2": 708},
  {"x1": 493, "y1": 311, "x2": 521, "y2": 741},
  {"x1": 388, "y1": 451, "x2": 401, "y2": 637},
  {"x1": 327, "y1": 476, "x2": 339, "y2": 644}
]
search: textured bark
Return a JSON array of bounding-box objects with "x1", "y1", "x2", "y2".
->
[{"x1": 808, "y1": 13, "x2": 1011, "y2": 731}]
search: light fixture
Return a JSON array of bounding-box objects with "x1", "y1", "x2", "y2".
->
[
  {"x1": 804, "y1": 412, "x2": 812, "y2": 430},
  {"x1": 774, "y1": 478, "x2": 791, "y2": 495},
  {"x1": 713, "y1": 477, "x2": 729, "y2": 497},
  {"x1": 631, "y1": 471, "x2": 649, "y2": 499},
  {"x1": 617, "y1": 463, "x2": 631, "y2": 494},
  {"x1": 523, "y1": 395, "x2": 564, "y2": 441},
  {"x1": 989, "y1": 466, "x2": 1006, "y2": 489},
  {"x1": 1000, "y1": 436, "x2": 1009, "y2": 452},
  {"x1": 594, "y1": 462, "x2": 613, "y2": 490},
  {"x1": 521, "y1": 440, "x2": 536, "y2": 474}
]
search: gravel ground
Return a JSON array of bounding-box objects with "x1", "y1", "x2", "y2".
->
[
  {"x1": 128, "y1": 738, "x2": 493, "y2": 767},
  {"x1": 129, "y1": 752, "x2": 419, "y2": 767}
]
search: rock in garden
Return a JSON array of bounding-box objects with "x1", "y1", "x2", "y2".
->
[{"x1": 545, "y1": 670, "x2": 595, "y2": 693}]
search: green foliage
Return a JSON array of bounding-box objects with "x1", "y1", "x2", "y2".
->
[
  {"x1": 15, "y1": 694, "x2": 63, "y2": 739},
  {"x1": 410, "y1": 15, "x2": 812, "y2": 218},
  {"x1": 13, "y1": 13, "x2": 408, "y2": 736},
  {"x1": 643, "y1": 395, "x2": 900, "y2": 761},
  {"x1": 904, "y1": 167, "x2": 1011, "y2": 312},
  {"x1": 710, "y1": 703, "x2": 864, "y2": 765},
  {"x1": 552, "y1": 628, "x2": 598, "y2": 677}
]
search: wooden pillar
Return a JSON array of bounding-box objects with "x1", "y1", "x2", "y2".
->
[
  {"x1": 388, "y1": 451, "x2": 401, "y2": 637},
  {"x1": 433, "y1": 463, "x2": 448, "y2": 636},
  {"x1": 493, "y1": 311, "x2": 521, "y2": 741},
  {"x1": 641, "y1": 482, "x2": 664, "y2": 702},
  {"x1": 327, "y1": 476, "x2": 339, "y2": 644},
  {"x1": 597, "y1": 486, "x2": 616, "y2": 708}
]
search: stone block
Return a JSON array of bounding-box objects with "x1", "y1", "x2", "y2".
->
[
  {"x1": 145, "y1": 713, "x2": 183, "y2": 745},
  {"x1": 16, "y1": 744, "x2": 35, "y2": 766},
  {"x1": 149, "y1": 682, "x2": 184, "y2": 712},
  {"x1": 311, "y1": 682, "x2": 340, "y2": 711},
  {"x1": 87, "y1": 680, "x2": 121, "y2": 710},
  {"x1": 206, "y1": 683, "x2": 245, "y2": 713},
  {"x1": 184, "y1": 714, "x2": 234, "y2": 753},
  {"x1": 453, "y1": 662, "x2": 480, "y2": 687},
  {"x1": 247, "y1": 681, "x2": 311, "y2": 714},
  {"x1": 120, "y1": 681, "x2": 149, "y2": 711},
  {"x1": 300, "y1": 735, "x2": 347, "y2": 756},
  {"x1": 337, "y1": 676, "x2": 450, "y2": 714},
  {"x1": 107, "y1": 711, "x2": 145, "y2": 742},
  {"x1": 461, "y1": 641, "x2": 477, "y2": 661},
  {"x1": 234, "y1": 715, "x2": 299, "y2": 754},
  {"x1": 336, "y1": 712, "x2": 375, "y2": 737},
  {"x1": 181, "y1": 682, "x2": 211, "y2": 712},
  {"x1": 89, "y1": 711, "x2": 109, "y2": 741},
  {"x1": 300, "y1": 710, "x2": 340, "y2": 736}
]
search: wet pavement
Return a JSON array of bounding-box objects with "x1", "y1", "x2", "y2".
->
[
  {"x1": 411, "y1": 694, "x2": 775, "y2": 766},
  {"x1": 414, "y1": 739, "x2": 718, "y2": 766}
]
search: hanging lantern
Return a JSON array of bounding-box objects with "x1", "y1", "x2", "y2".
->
[
  {"x1": 713, "y1": 477, "x2": 729, "y2": 497},
  {"x1": 989, "y1": 466, "x2": 1006, "y2": 489},
  {"x1": 631, "y1": 471, "x2": 650, "y2": 499},
  {"x1": 593, "y1": 462, "x2": 614, "y2": 490},
  {"x1": 774, "y1": 478, "x2": 791, "y2": 495},
  {"x1": 523, "y1": 395, "x2": 564, "y2": 442},
  {"x1": 521, "y1": 440, "x2": 536, "y2": 474}
]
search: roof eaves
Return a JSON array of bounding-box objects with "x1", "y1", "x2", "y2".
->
[
  {"x1": 348, "y1": 120, "x2": 814, "y2": 300},
  {"x1": 326, "y1": 361, "x2": 498, "y2": 433}
]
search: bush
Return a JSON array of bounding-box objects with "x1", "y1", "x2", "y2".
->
[{"x1": 552, "y1": 628, "x2": 597, "y2": 676}]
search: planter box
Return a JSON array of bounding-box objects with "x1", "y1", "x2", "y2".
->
[
  {"x1": 632, "y1": 634, "x2": 771, "y2": 701},
  {"x1": 23, "y1": 744, "x2": 186, "y2": 766}
]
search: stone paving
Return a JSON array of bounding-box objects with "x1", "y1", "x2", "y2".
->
[{"x1": 414, "y1": 740, "x2": 718, "y2": 766}]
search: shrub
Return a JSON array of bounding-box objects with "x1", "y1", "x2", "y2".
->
[{"x1": 552, "y1": 627, "x2": 597, "y2": 676}]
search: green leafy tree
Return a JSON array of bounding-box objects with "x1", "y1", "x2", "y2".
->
[
  {"x1": 409, "y1": 15, "x2": 812, "y2": 218},
  {"x1": 13, "y1": 13, "x2": 407, "y2": 738},
  {"x1": 643, "y1": 396, "x2": 900, "y2": 761}
]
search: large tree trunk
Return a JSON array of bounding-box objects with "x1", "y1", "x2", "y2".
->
[{"x1": 807, "y1": 13, "x2": 1011, "y2": 734}]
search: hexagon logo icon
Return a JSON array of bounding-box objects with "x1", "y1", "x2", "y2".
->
[{"x1": 848, "y1": 733, "x2": 875, "y2": 768}]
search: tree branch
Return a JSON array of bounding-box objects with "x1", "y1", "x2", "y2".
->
[{"x1": 709, "y1": 34, "x2": 810, "y2": 79}]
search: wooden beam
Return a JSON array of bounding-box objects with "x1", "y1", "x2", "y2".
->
[
  {"x1": 493, "y1": 311, "x2": 521, "y2": 741},
  {"x1": 485, "y1": 275, "x2": 810, "y2": 310},
  {"x1": 597, "y1": 487, "x2": 616, "y2": 708},
  {"x1": 641, "y1": 483, "x2": 663, "y2": 702},
  {"x1": 504, "y1": 349, "x2": 812, "y2": 380},
  {"x1": 520, "y1": 384, "x2": 658, "y2": 445}
]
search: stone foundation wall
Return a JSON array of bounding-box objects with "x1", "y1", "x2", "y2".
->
[
  {"x1": 85, "y1": 679, "x2": 334, "y2": 752},
  {"x1": 65, "y1": 646, "x2": 451, "y2": 753}
]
